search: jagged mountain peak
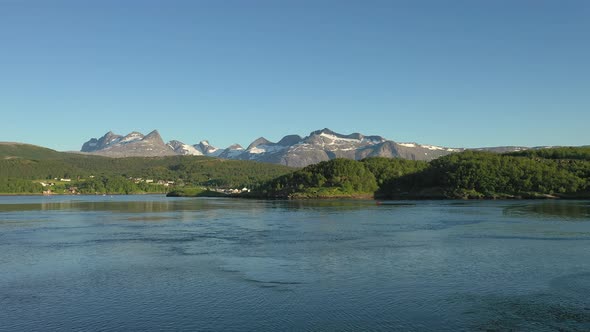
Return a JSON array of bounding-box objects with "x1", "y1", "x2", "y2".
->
[
  {"x1": 310, "y1": 128, "x2": 337, "y2": 136},
  {"x1": 102, "y1": 131, "x2": 122, "y2": 141},
  {"x1": 347, "y1": 133, "x2": 364, "y2": 140},
  {"x1": 247, "y1": 137, "x2": 273, "y2": 150},
  {"x1": 80, "y1": 129, "x2": 174, "y2": 157},
  {"x1": 120, "y1": 131, "x2": 144, "y2": 144},
  {"x1": 195, "y1": 140, "x2": 222, "y2": 157},
  {"x1": 308, "y1": 128, "x2": 367, "y2": 142},
  {"x1": 227, "y1": 144, "x2": 244, "y2": 150},
  {"x1": 143, "y1": 130, "x2": 163, "y2": 141},
  {"x1": 218, "y1": 144, "x2": 245, "y2": 159},
  {"x1": 167, "y1": 140, "x2": 203, "y2": 156},
  {"x1": 277, "y1": 135, "x2": 302, "y2": 146},
  {"x1": 81, "y1": 131, "x2": 122, "y2": 152},
  {"x1": 365, "y1": 135, "x2": 386, "y2": 143}
]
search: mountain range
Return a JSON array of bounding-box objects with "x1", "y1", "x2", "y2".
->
[{"x1": 79, "y1": 129, "x2": 540, "y2": 167}]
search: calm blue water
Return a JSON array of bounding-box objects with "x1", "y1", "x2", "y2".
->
[{"x1": 1, "y1": 195, "x2": 589, "y2": 331}]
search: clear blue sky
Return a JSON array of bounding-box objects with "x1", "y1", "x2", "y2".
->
[{"x1": 1, "y1": 0, "x2": 588, "y2": 151}]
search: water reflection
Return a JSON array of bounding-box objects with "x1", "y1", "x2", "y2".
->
[
  {"x1": 503, "y1": 201, "x2": 590, "y2": 221},
  {"x1": 0, "y1": 196, "x2": 272, "y2": 214},
  {"x1": 270, "y1": 199, "x2": 377, "y2": 212}
]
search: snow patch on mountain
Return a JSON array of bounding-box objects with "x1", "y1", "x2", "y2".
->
[
  {"x1": 422, "y1": 145, "x2": 461, "y2": 152},
  {"x1": 167, "y1": 140, "x2": 203, "y2": 156},
  {"x1": 219, "y1": 144, "x2": 245, "y2": 158},
  {"x1": 319, "y1": 132, "x2": 360, "y2": 143},
  {"x1": 120, "y1": 132, "x2": 144, "y2": 144},
  {"x1": 248, "y1": 145, "x2": 286, "y2": 154}
]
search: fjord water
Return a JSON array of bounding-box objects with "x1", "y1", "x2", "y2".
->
[{"x1": 1, "y1": 196, "x2": 589, "y2": 331}]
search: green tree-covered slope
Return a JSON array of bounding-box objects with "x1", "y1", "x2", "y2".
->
[
  {"x1": 384, "y1": 151, "x2": 590, "y2": 199},
  {"x1": 0, "y1": 143, "x2": 68, "y2": 160},
  {"x1": 251, "y1": 149, "x2": 590, "y2": 199},
  {"x1": 0, "y1": 143, "x2": 293, "y2": 194},
  {"x1": 253, "y1": 158, "x2": 427, "y2": 198}
]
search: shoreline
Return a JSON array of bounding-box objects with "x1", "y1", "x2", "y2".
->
[
  {"x1": 0, "y1": 192, "x2": 167, "y2": 197},
  {"x1": 2, "y1": 191, "x2": 589, "y2": 201}
]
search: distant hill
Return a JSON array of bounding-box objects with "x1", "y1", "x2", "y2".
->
[{"x1": 0, "y1": 142, "x2": 68, "y2": 160}]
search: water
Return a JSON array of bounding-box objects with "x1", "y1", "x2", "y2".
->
[{"x1": 1, "y1": 196, "x2": 590, "y2": 331}]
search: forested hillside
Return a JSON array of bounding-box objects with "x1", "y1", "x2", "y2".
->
[
  {"x1": 3, "y1": 143, "x2": 589, "y2": 199},
  {"x1": 0, "y1": 143, "x2": 67, "y2": 160},
  {"x1": 251, "y1": 149, "x2": 590, "y2": 199},
  {"x1": 253, "y1": 158, "x2": 428, "y2": 198},
  {"x1": 0, "y1": 143, "x2": 293, "y2": 194},
  {"x1": 383, "y1": 151, "x2": 590, "y2": 199}
]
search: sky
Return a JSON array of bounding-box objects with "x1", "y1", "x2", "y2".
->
[{"x1": 1, "y1": 0, "x2": 589, "y2": 151}]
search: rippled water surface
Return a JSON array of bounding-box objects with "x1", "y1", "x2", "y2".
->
[{"x1": 1, "y1": 196, "x2": 590, "y2": 331}]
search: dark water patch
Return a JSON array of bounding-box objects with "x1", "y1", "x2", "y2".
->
[
  {"x1": 440, "y1": 218, "x2": 487, "y2": 226},
  {"x1": 357, "y1": 243, "x2": 425, "y2": 251},
  {"x1": 447, "y1": 201, "x2": 472, "y2": 206},
  {"x1": 462, "y1": 293, "x2": 590, "y2": 331},
  {"x1": 462, "y1": 234, "x2": 590, "y2": 241},
  {"x1": 242, "y1": 278, "x2": 304, "y2": 286},
  {"x1": 271, "y1": 199, "x2": 377, "y2": 212},
  {"x1": 71, "y1": 232, "x2": 246, "y2": 247},
  {"x1": 123, "y1": 216, "x2": 178, "y2": 222},
  {"x1": 0, "y1": 290, "x2": 43, "y2": 305},
  {"x1": 417, "y1": 218, "x2": 488, "y2": 231},
  {"x1": 366, "y1": 218, "x2": 488, "y2": 233},
  {"x1": 216, "y1": 256, "x2": 310, "y2": 291},
  {"x1": 548, "y1": 273, "x2": 590, "y2": 299},
  {"x1": 448, "y1": 272, "x2": 590, "y2": 330},
  {"x1": 375, "y1": 202, "x2": 417, "y2": 206},
  {"x1": 166, "y1": 246, "x2": 212, "y2": 257}
]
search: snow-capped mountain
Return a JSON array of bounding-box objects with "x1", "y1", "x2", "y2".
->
[
  {"x1": 81, "y1": 131, "x2": 124, "y2": 152},
  {"x1": 80, "y1": 128, "x2": 529, "y2": 166},
  {"x1": 80, "y1": 130, "x2": 176, "y2": 157},
  {"x1": 218, "y1": 144, "x2": 245, "y2": 159},
  {"x1": 195, "y1": 140, "x2": 223, "y2": 157},
  {"x1": 167, "y1": 140, "x2": 203, "y2": 156},
  {"x1": 228, "y1": 128, "x2": 464, "y2": 167}
]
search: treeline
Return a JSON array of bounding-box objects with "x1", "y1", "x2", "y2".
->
[
  {"x1": 0, "y1": 175, "x2": 167, "y2": 195},
  {"x1": 74, "y1": 176, "x2": 167, "y2": 195},
  {"x1": 0, "y1": 178, "x2": 43, "y2": 194},
  {"x1": 508, "y1": 146, "x2": 590, "y2": 161},
  {"x1": 251, "y1": 149, "x2": 590, "y2": 199}
]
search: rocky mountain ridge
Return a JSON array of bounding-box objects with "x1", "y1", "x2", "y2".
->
[
  {"x1": 80, "y1": 130, "x2": 177, "y2": 157},
  {"x1": 80, "y1": 129, "x2": 533, "y2": 167}
]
